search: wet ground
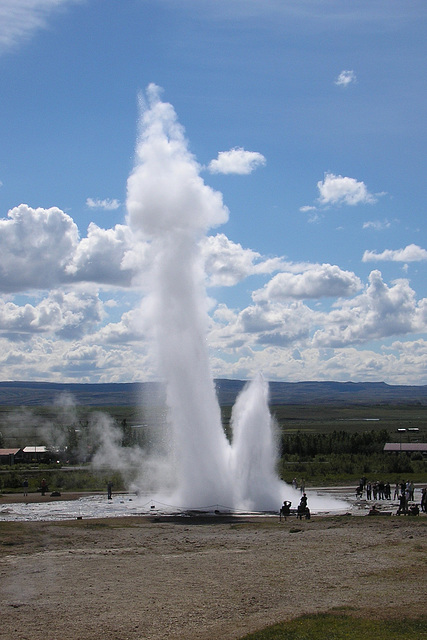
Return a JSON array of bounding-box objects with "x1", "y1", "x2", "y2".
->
[{"x1": 1, "y1": 485, "x2": 422, "y2": 522}]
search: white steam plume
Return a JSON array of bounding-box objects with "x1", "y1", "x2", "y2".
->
[{"x1": 127, "y1": 84, "x2": 233, "y2": 507}]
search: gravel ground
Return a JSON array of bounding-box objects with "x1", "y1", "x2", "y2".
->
[{"x1": 0, "y1": 509, "x2": 426, "y2": 640}]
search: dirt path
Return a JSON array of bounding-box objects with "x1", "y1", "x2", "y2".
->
[{"x1": 0, "y1": 513, "x2": 426, "y2": 640}]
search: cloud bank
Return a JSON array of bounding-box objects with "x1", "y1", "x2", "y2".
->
[{"x1": 0, "y1": 86, "x2": 426, "y2": 385}]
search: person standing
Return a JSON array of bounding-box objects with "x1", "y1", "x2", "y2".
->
[
  {"x1": 397, "y1": 492, "x2": 407, "y2": 515},
  {"x1": 297, "y1": 493, "x2": 309, "y2": 519},
  {"x1": 385, "y1": 482, "x2": 391, "y2": 500},
  {"x1": 23, "y1": 478, "x2": 28, "y2": 497},
  {"x1": 372, "y1": 482, "x2": 378, "y2": 501},
  {"x1": 393, "y1": 482, "x2": 400, "y2": 500},
  {"x1": 107, "y1": 481, "x2": 113, "y2": 500}
]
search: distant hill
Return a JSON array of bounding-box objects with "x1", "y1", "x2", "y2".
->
[
  {"x1": 0, "y1": 379, "x2": 427, "y2": 406},
  {"x1": 215, "y1": 380, "x2": 427, "y2": 405}
]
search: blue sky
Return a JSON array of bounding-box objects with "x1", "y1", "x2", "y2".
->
[{"x1": 0, "y1": 0, "x2": 426, "y2": 384}]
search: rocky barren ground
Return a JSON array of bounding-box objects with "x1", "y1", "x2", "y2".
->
[{"x1": 0, "y1": 503, "x2": 426, "y2": 640}]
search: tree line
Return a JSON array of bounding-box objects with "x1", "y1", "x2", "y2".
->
[{"x1": 280, "y1": 429, "x2": 390, "y2": 457}]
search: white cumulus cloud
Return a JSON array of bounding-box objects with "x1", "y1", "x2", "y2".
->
[
  {"x1": 66, "y1": 222, "x2": 143, "y2": 287},
  {"x1": 252, "y1": 264, "x2": 362, "y2": 302},
  {"x1": 335, "y1": 70, "x2": 357, "y2": 87},
  {"x1": 0, "y1": 288, "x2": 103, "y2": 340},
  {"x1": 201, "y1": 233, "x2": 285, "y2": 287},
  {"x1": 0, "y1": 204, "x2": 79, "y2": 293},
  {"x1": 208, "y1": 147, "x2": 266, "y2": 175},
  {"x1": 0, "y1": 205, "x2": 152, "y2": 293},
  {"x1": 317, "y1": 172, "x2": 378, "y2": 206},
  {"x1": 362, "y1": 244, "x2": 427, "y2": 262},
  {"x1": 209, "y1": 300, "x2": 313, "y2": 351},
  {"x1": 312, "y1": 270, "x2": 426, "y2": 347}
]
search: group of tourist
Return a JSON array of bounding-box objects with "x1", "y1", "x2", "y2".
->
[
  {"x1": 358, "y1": 477, "x2": 427, "y2": 515},
  {"x1": 357, "y1": 478, "x2": 415, "y2": 501}
]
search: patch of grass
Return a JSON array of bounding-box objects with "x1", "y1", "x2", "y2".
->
[{"x1": 240, "y1": 613, "x2": 427, "y2": 640}]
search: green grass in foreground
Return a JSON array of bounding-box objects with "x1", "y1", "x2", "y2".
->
[{"x1": 240, "y1": 613, "x2": 427, "y2": 640}]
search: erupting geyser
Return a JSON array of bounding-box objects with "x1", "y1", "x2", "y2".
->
[{"x1": 126, "y1": 85, "x2": 340, "y2": 512}]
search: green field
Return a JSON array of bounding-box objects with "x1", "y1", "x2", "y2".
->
[
  {"x1": 241, "y1": 613, "x2": 427, "y2": 640},
  {"x1": 271, "y1": 404, "x2": 427, "y2": 436},
  {"x1": 1, "y1": 402, "x2": 427, "y2": 442},
  {"x1": 1, "y1": 403, "x2": 426, "y2": 491}
]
